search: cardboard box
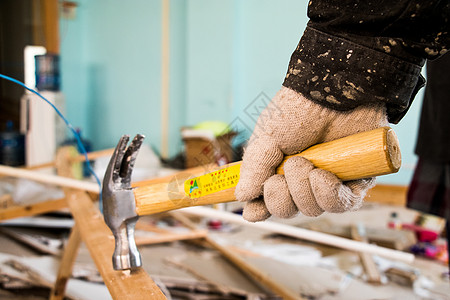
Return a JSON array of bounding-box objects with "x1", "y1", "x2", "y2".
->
[{"x1": 182, "y1": 128, "x2": 236, "y2": 168}]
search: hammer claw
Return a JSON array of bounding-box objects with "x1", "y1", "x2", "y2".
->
[
  {"x1": 103, "y1": 135, "x2": 129, "y2": 191},
  {"x1": 104, "y1": 134, "x2": 145, "y2": 191},
  {"x1": 102, "y1": 134, "x2": 145, "y2": 270},
  {"x1": 113, "y1": 135, "x2": 130, "y2": 183},
  {"x1": 120, "y1": 134, "x2": 145, "y2": 186}
]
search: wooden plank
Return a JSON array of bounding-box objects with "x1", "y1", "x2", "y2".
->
[
  {"x1": 71, "y1": 148, "x2": 114, "y2": 163},
  {"x1": 55, "y1": 147, "x2": 166, "y2": 299},
  {"x1": 135, "y1": 230, "x2": 208, "y2": 246},
  {"x1": 0, "y1": 194, "x2": 13, "y2": 209},
  {"x1": 42, "y1": 0, "x2": 59, "y2": 53},
  {"x1": 206, "y1": 236, "x2": 303, "y2": 300},
  {"x1": 135, "y1": 219, "x2": 207, "y2": 245},
  {"x1": 49, "y1": 225, "x2": 82, "y2": 300},
  {"x1": 0, "y1": 198, "x2": 67, "y2": 221},
  {"x1": 365, "y1": 184, "x2": 407, "y2": 206},
  {"x1": 160, "y1": 0, "x2": 170, "y2": 158},
  {"x1": 25, "y1": 148, "x2": 115, "y2": 171},
  {"x1": 0, "y1": 165, "x2": 99, "y2": 193},
  {"x1": 31, "y1": 0, "x2": 44, "y2": 45},
  {"x1": 170, "y1": 212, "x2": 304, "y2": 300},
  {"x1": 181, "y1": 207, "x2": 415, "y2": 263},
  {"x1": 66, "y1": 190, "x2": 166, "y2": 299},
  {"x1": 350, "y1": 225, "x2": 382, "y2": 284},
  {"x1": 136, "y1": 222, "x2": 173, "y2": 233}
]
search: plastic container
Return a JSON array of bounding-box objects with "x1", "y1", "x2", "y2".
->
[
  {"x1": 35, "y1": 54, "x2": 60, "y2": 91},
  {"x1": 388, "y1": 212, "x2": 402, "y2": 230},
  {"x1": 0, "y1": 121, "x2": 25, "y2": 166},
  {"x1": 62, "y1": 129, "x2": 92, "y2": 177}
]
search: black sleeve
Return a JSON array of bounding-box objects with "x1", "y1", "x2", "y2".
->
[
  {"x1": 283, "y1": 0, "x2": 450, "y2": 123},
  {"x1": 415, "y1": 53, "x2": 450, "y2": 161}
]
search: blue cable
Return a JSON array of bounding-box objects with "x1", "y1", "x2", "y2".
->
[{"x1": 0, "y1": 73, "x2": 103, "y2": 209}]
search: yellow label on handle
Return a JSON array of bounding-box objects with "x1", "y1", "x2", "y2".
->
[{"x1": 184, "y1": 164, "x2": 241, "y2": 199}]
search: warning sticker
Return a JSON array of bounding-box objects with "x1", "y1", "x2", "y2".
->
[{"x1": 184, "y1": 164, "x2": 241, "y2": 199}]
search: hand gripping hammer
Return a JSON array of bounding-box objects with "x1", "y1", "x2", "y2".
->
[{"x1": 102, "y1": 127, "x2": 402, "y2": 270}]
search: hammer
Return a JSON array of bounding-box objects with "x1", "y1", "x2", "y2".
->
[{"x1": 102, "y1": 127, "x2": 401, "y2": 270}]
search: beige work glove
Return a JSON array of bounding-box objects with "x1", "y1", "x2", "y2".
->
[{"x1": 235, "y1": 87, "x2": 388, "y2": 222}]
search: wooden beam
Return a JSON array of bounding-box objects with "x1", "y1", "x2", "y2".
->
[
  {"x1": 135, "y1": 219, "x2": 207, "y2": 245},
  {"x1": 31, "y1": 0, "x2": 45, "y2": 45},
  {"x1": 181, "y1": 207, "x2": 415, "y2": 263},
  {"x1": 49, "y1": 225, "x2": 82, "y2": 300},
  {"x1": 42, "y1": 0, "x2": 59, "y2": 53},
  {"x1": 135, "y1": 230, "x2": 208, "y2": 246},
  {"x1": 170, "y1": 212, "x2": 304, "y2": 300},
  {"x1": 160, "y1": 0, "x2": 170, "y2": 159},
  {"x1": 350, "y1": 225, "x2": 382, "y2": 284},
  {"x1": 65, "y1": 190, "x2": 166, "y2": 299},
  {"x1": 25, "y1": 148, "x2": 115, "y2": 171},
  {"x1": 55, "y1": 147, "x2": 166, "y2": 299},
  {"x1": 0, "y1": 194, "x2": 13, "y2": 209},
  {"x1": 0, "y1": 165, "x2": 99, "y2": 193},
  {"x1": 0, "y1": 197, "x2": 67, "y2": 221},
  {"x1": 70, "y1": 148, "x2": 114, "y2": 163}
]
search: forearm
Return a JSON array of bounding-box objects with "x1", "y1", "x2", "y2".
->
[{"x1": 283, "y1": 0, "x2": 450, "y2": 124}]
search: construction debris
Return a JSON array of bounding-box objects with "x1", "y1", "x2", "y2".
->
[{"x1": 0, "y1": 183, "x2": 449, "y2": 299}]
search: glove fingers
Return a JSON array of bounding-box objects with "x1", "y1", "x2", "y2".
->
[
  {"x1": 310, "y1": 169, "x2": 374, "y2": 213},
  {"x1": 264, "y1": 174, "x2": 298, "y2": 218},
  {"x1": 284, "y1": 157, "x2": 324, "y2": 217},
  {"x1": 235, "y1": 138, "x2": 283, "y2": 202},
  {"x1": 242, "y1": 198, "x2": 271, "y2": 222}
]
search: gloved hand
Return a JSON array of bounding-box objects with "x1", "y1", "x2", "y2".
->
[{"x1": 235, "y1": 87, "x2": 388, "y2": 222}]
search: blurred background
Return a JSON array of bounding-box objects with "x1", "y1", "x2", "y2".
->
[{"x1": 0, "y1": 0, "x2": 423, "y2": 184}]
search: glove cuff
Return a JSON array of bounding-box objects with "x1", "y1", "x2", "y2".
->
[{"x1": 283, "y1": 26, "x2": 424, "y2": 124}]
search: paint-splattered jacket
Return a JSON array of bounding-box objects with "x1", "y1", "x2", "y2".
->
[{"x1": 283, "y1": 0, "x2": 450, "y2": 124}]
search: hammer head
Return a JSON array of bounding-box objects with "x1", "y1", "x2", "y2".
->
[{"x1": 102, "y1": 134, "x2": 144, "y2": 270}]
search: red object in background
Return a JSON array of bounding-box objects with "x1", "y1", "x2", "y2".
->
[
  {"x1": 388, "y1": 222, "x2": 439, "y2": 242},
  {"x1": 207, "y1": 219, "x2": 223, "y2": 230}
]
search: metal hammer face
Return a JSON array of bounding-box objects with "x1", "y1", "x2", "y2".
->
[{"x1": 102, "y1": 134, "x2": 144, "y2": 270}]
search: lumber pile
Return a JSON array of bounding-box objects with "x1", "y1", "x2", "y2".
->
[
  {"x1": 1, "y1": 205, "x2": 449, "y2": 299},
  {"x1": 0, "y1": 149, "x2": 449, "y2": 299}
]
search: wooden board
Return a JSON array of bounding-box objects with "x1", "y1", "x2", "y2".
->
[
  {"x1": 65, "y1": 190, "x2": 166, "y2": 299},
  {"x1": 50, "y1": 225, "x2": 81, "y2": 300},
  {"x1": 136, "y1": 230, "x2": 207, "y2": 246},
  {"x1": 180, "y1": 207, "x2": 415, "y2": 263},
  {"x1": 55, "y1": 147, "x2": 166, "y2": 299},
  {"x1": 160, "y1": 0, "x2": 170, "y2": 158},
  {"x1": 0, "y1": 198, "x2": 67, "y2": 221},
  {"x1": 170, "y1": 212, "x2": 304, "y2": 300},
  {"x1": 42, "y1": 0, "x2": 59, "y2": 53},
  {"x1": 350, "y1": 225, "x2": 382, "y2": 284}
]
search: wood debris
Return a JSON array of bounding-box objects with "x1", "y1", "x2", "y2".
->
[{"x1": 0, "y1": 201, "x2": 448, "y2": 299}]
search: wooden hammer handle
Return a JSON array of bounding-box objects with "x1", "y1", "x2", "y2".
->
[{"x1": 134, "y1": 127, "x2": 401, "y2": 216}]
